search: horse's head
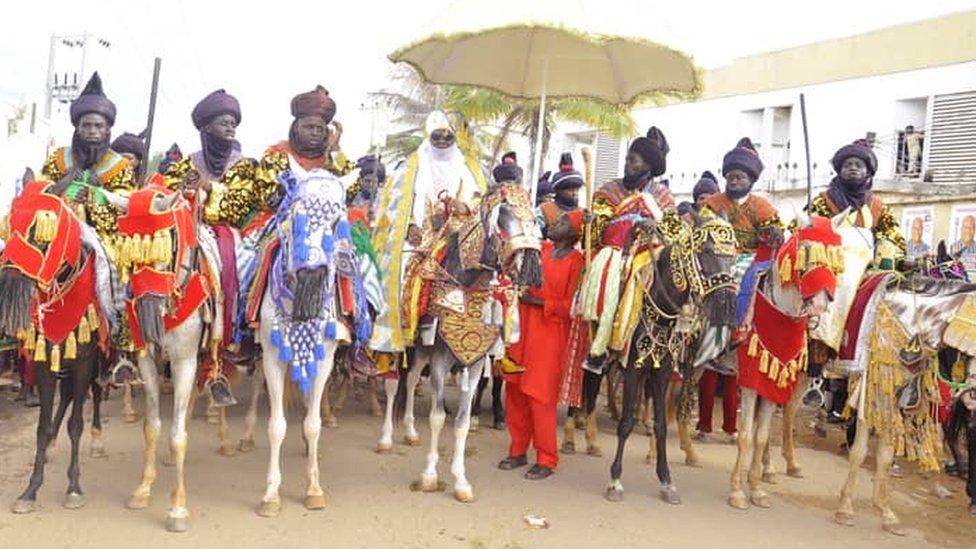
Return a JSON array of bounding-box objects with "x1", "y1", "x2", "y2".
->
[
  {"x1": 276, "y1": 170, "x2": 347, "y2": 323},
  {"x1": 774, "y1": 213, "x2": 844, "y2": 321},
  {"x1": 0, "y1": 180, "x2": 83, "y2": 337},
  {"x1": 114, "y1": 181, "x2": 197, "y2": 347},
  {"x1": 481, "y1": 183, "x2": 542, "y2": 287},
  {"x1": 680, "y1": 214, "x2": 738, "y2": 327}
]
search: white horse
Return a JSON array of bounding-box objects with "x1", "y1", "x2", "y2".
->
[
  {"x1": 250, "y1": 168, "x2": 370, "y2": 517},
  {"x1": 116, "y1": 184, "x2": 224, "y2": 533}
]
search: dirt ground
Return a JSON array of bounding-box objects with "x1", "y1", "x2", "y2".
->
[{"x1": 0, "y1": 375, "x2": 973, "y2": 548}]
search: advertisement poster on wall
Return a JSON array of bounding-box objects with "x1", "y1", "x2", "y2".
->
[
  {"x1": 949, "y1": 204, "x2": 976, "y2": 279},
  {"x1": 901, "y1": 206, "x2": 934, "y2": 260}
]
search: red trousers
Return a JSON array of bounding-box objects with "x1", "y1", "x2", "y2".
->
[
  {"x1": 697, "y1": 369, "x2": 738, "y2": 434},
  {"x1": 505, "y1": 380, "x2": 559, "y2": 469}
]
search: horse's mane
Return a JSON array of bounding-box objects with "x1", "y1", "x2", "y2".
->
[{"x1": 892, "y1": 274, "x2": 976, "y2": 297}]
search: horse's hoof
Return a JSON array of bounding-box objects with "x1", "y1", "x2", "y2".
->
[
  {"x1": 403, "y1": 435, "x2": 420, "y2": 447},
  {"x1": 166, "y1": 515, "x2": 189, "y2": 533},
  {"x1": 220, "y1": 444, "x2": 237, "y2": 458},
  {"x1": 376, "y1": 442, "x2": 393, "y2": 454},
  {"x1": 574, "y1": 416, "x2": 586, "y2": 430},
  {"x1": 62, "y1": 492, "x2": 86, "y2": 510},
  {"x1": 684, "y1": 455, "x2": 701, "y2": 468},
  {"x1": 304, "y1": 494, "x2": 327, "y2": 510},
  {"x1": 834, "y1": 511, "x2": 855, "y2": 526},
  {"x1": 127, "y1": 493, "x2": 150, "y2": 510},
  {"x1": 728, "y1": 492, "x2": 749, "y2": 510},
  {"x1": 560, "y1": 441, "x2": 576, "y2": 455},
  {"x1": 90, "y1": 446, "x2": 108, "y2": 459},
  {"x1": 660, "y1": 485, "x2": 682, "y2": 505},
  {"x1": 257, "y1": 499, "x2": 281, "y2": 518},
  {"x1": 586, "y1": 445, "x2": 603, "y2": 458},
  {"x1": 420, "y1": 476, "x2": 440, "y2": 493},
  {"x1": 10, "y1": 498, "x2": 36, "y2": 514},
  {"x1": 454, "y1": 486, "x2": 475, "y2": 503},
  {"x1": 762, "y1": 471, "x2": 778, "y2": 484},
  {"x1": 238, "y1": 438, "x2": 255, "y2": 453},
  {"x1": 882, "y1": 522, "x2": 907, "y2": 536},
  {"x1": 786, "y1": 466, "x2": 804, "y2": 479},
  {"x1": 122, "y1": 412, "x2": 140, "y2": 424},
  {"x1": 324, "y1": 417, "x2": 339, "y2": 429},
  {"x1": 604, "y1": 487, "x2": 624, "y2": 503},
  {"x1": 750, "y1": 492, "x2": 771, "y2": 508}
]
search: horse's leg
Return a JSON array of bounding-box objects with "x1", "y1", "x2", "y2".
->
[
  {"x1": 45, "y1": 376, "x2": 72, "y2": 460},
  {"x1": 63, "y1": 353, "x2": 95, "y2": 509},
  {"x1": 606, "y1": 365, "x2": 638, "y2": 502},
  {"x1": 377, "y1": 376, "x2": 397, "y2": 453},
  {"x1": 491, "y1": 373, "x2": 504, "y2": 428},
  {"x1": 561, "y1": 408, "x2": 577, "y2": 454},
  {"x1": 165, "y1": 346, "x2": 196, "y2": 533},
  {"x1": 835, "y1": 417, "x2": 869, "y2": 526},
  {"x1": 205, "y1": 400, "x2": 219, "y2": 425},
  {"x1": 238, "y1": 367, "x2": 262, "y2": 452},
  {"x1": 967, "y1": 424, "x2": 976, "y2": 515},
  {"x1": 258, "y1": 352, "x2": 286, "y2": 517},
  {"x1": 582, "y1": 369, "x2": 603, "y2": 456},
  {"x1": 729, "y1": 389, "x2": 756, "y2": 510},
  {"x1": 122, "y1": 382, "x2": 139, "y2": 423},
  {"x1": 403, "y1": 359, "x2": 423, "y2": 445},
  {"x1": 652, "y1": 366, "x2": 680, "y2": 504},
  {"x1": 873, "y1": 439, "x2": 905, "y2": 535},
  {"x1": 420, "y1": 348, "x2": 447, "y2": 492},
  {"x1": 128, "y1": 354, "x2": 161, "y2": 510},
  {"x1": 369, "y1": 377, "x2": 383, "y2": 418},
  {"x1": 322, "y1": 374, "x2": 339, "y2": 429},
  {"x1": 606, "y1": 361, "x2": 621, "y2": 421},
  {"x1": 676, "y1": 373, "x2": 701, "y2": 467},
  {"x1": 303, "y1": 343, "x2": 336, "y2": 510},
  {"x1": 187, "y1": 384, "x2": 200, "y2": 420},
  {"x1": 470, "y1": 375, "x2": 488, "y2": 432},
  {"x1": 779, "y1": 372, "x2": 806, "y2": 480},
  {"x1": 217, "y1": 406, "x2": 236, "y2": 457},
  {"x1": 11, "y1": 362, "x2": 56, "y2": 513},
  {"x1": 89, "y1": 376, "x2": 107, "y2": 458},
  {"x1": 450, "y1": 356, "x2": 484, "y2": 503},
  {"x1": 747, "y1": 399, "x2": 775, "y2": 508}
]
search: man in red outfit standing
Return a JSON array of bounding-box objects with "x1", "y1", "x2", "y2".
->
[{"x1": 498, "y1": 211, "x2": 586, "y2": 480}]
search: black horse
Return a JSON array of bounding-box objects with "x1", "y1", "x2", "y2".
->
[{"x1": 605, "y1": 215, "x2": 738, "y2": 503}]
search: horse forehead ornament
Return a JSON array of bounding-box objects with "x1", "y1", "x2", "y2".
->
[{"x1": 269, "y1": 169, "x2": 352, "y2": 394}]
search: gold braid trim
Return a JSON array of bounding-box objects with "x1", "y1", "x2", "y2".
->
[
  {"x1": 216, "y1": 151, "x2": 287, "y2": 228},
  {"x1": 327, "y1": 151, "x2": 356, "y2": 177},
  {"x1": 346, "y1": 177, "x2": 362, "y2": 206},
  {"x1": 657, "y1": 209, "x2": 683, "y2": 245},
  {"x1": 163, "y1": 157, "x2": 194, "y2": 191},
  {"x1": 41, "y1": 151, "x2": 64, "y2": 182},
  {"x1": 874, "y1": 206, "x2": 906, "y2": 257},
  {"x1": 591, "y1": 195, "x2": 614, "y2": 247}
]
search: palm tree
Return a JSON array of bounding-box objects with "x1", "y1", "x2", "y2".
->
[{"x1": 372, "y1": 66, "x2": 639, "y2": 172}]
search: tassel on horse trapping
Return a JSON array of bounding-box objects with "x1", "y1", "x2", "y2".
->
[
  {"x1": 77, "y1": 315, "x2": 91, "y2": 344},
  {"x1": 49, "y1": 343, "x2": 61, "y2": 372},
  {"x1": 33, "y1": 334, "x2": 46, "y2": 362},
  {"x1": 748, "y1": 334, "x2": 759, "y2": 357},
  {"x1": 65, "y1": 331, "x2": 77, "y2": 360}
]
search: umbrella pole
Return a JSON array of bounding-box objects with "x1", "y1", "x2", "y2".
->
[
  {"x1": 800, "y1": 93, "x2": 812, "y2": 210},
  {"x1": 530, "y1": 56, "x2": 549, "y2": 199}
]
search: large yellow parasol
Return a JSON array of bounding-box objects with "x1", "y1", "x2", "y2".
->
[{"x1": 389, "y1": 0, "x2": 702, "y2": 187}]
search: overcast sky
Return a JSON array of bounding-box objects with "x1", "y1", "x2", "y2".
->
[{"x1": 2, "y1": 0, "x2": 974, "y2": 159}]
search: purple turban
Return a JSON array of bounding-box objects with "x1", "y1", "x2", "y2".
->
[
  {"x1": 693, "y1": 170, "x2": 720, "y2": 201},
  {"x1": 70, "y1": 72, "x2": 116, "y2": 126},
  {"x1": 551, "y1": 166, "x2": 583, "y2": 190},
  {"x1": 291, "y1": 85, "x2": 336, "y2": 123},
  {"x1": 493, "y1": 163, "x2": 523, "y2": 184},
  {"x1": 722, "y1": 137, "x2": 763, "y2": 182},
  {"x1": 192, "y1": 89, "x2": 241, "y2": 130},
  {"x1": 628, "y1": 126, "x2": 669, "y2": 177},
  {"x1": 111, "y1": 132, "x2": 146, "y2": 160},
  {"x1": 831, "y1": 139, "x2": 877, "y2": 176}
]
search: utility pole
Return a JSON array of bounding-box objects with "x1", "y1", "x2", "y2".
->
[{"x1": 44, "y1": 33, "x2": 111, "y2": 119}]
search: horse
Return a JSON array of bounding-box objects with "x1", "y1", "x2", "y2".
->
[
  {"x1": 834, "y1": 263, "x2": 976, "y2": 533},
  {"x1": 246, "y1": 167, "x2": 375, "y2": 517},
  {"x1": 1, "y1": 179, "x2": 120, "y2": 514},
  {"x1": 391, "y1": 182, "x2": 542, "y2": 502},
  {"x1": 114, "y1": 180, "x2": 224, "y2": 532},
  {"x1": 603, "y1": 213, "x2": 739, "y2": 504}
]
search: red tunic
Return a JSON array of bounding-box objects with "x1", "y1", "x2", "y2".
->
[{"x1": 506, "y1": 242, "x2": 585, "y2": 404}]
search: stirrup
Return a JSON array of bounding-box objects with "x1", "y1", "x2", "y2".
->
[
  {"x1": 110, "y1": 357, "x2": 143, "y2": 386},
  {"x1": 207, "y1": 375, "x2": 237, "y2": 407}
]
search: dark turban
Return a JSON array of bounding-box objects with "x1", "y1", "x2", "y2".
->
[
  {"x1": 191, "y1": 89, "x2": 241, "y2": 130},
  {"x1": 628, "y1": 126, "x2": 669, "y2": 177},
  {"x1": 111, "y1": 132, "x2": 146, "y2": 161},
  {"x1": 291, "y1": 85, "x2": 336, "y2": 122},
  {"x1": 722, "y1": 137, "x2": 763, "y2": 182},
  {"x1": 693, "y1": 170, "x2": 720, "y2": 202},
  {"x1": 677, "y1": 201, "x2": 695, "y2": 217},
  {"x1": 356, "y1": 155, "x2": 386, "y2": 183},
  {"x1": 535, "y1": 171, "x2": 554, "y2": 206},
  {"x1": 157, "y1": 143, "x2": 183, "y2": 175},
  {"x1": 70, "y1": 72, "x2": 116, "y2": 126},
  {"x1": 558, "y1": 152, "x2": 573, "y2": 171},
  {"x1": 551, "y1": 166, "x2": 583, "y2": 191},
  {"x1": 831, "y1": 139, "x2": 877, "y2": 176},
  {"x1": 493, "y1": 163, "x2": 523, "y2": 184},
  {"x1": 502, "y1": 151, "x2": 517, "y2": 164}
]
